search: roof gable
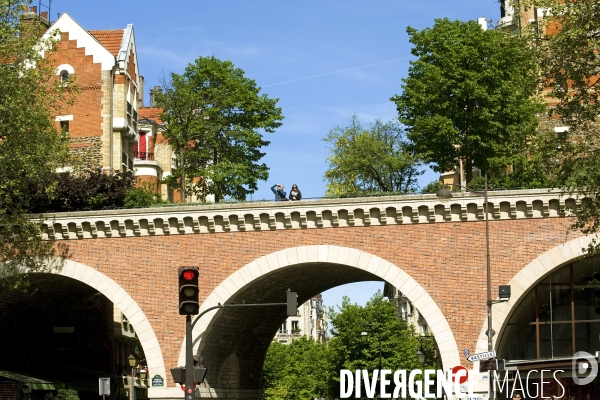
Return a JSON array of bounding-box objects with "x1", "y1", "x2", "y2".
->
[
  {"x1": 88, "y1": 29, "x2": 125, "y2": 57},
  {"x1": 42, "y1": 13, "x2": 116, "y2": 70}
]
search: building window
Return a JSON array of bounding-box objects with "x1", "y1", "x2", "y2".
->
[
  {"x1": 291, "y1": 321, "x2": 299, "y2": 333},
  {"x1": 60, "y1": 70, "x2": 69, "y2": 83},
  {"x1": 60, "y1": 121, "x2": 69, "y2": 135},
  {"x1": 279, "y1": 323, "x2": 287, "y2": 334}
]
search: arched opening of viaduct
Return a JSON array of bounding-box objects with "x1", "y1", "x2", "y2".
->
[{"x1": 187, "y1": 246, "x2": 459, "y2": 398}]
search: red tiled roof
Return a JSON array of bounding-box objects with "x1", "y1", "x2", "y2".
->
[
  {"x1": 138, "y1": 108, "x2": 164, "y2": 124},
  {"x1": 88, "y1": 29, "x2": 124, "y2": 57}
]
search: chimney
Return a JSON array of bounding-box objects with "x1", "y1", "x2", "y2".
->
[
  {"x1": 20, "y1": 6, "x2": 50, "y2": 28},
  {"x1": 150, "y1": 86, "x2": 162, "y2": 107},
  {"x1": 477, "y1": 17, "x2": 488, "y2": 31},
  {"x1": 138, "y1": 76, "x2": 145, "y2": 108}
]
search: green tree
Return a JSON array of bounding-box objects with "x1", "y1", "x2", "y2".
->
[
  {"x1": 324, "y1": 115, "x2": 422, "y2": 196},
  {"x1": 522, "y1": 0, "x2": 600, "y2": 127},
  {"x1": 0, "y1": 1, "x2": 76, "y2": 285},
  {"x1": 392, "y1": 18, "x2": 545, "y2": 184},
  {"x1": 327, "y1": 293, "x2": 430, "y2": 398},
  {"x1": 515, "y1": 0, "x2": 600, "y2": 252},
  {"x1": 262, "y1": 337, "x2": 332, "y2": 400},
  {"x1": 155, "y1": 56, "x2": 283, "y2": 202}
]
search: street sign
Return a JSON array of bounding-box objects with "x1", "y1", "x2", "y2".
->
[
  {"x1": 99, "y1": 377, "x2": 110, "y2": 396},
  {"x1": 466, "y1": 350, "x2": 496, "y2": 362},
  {"x1": 151, "y1": 375, "x2": 164, "y2": 387}
]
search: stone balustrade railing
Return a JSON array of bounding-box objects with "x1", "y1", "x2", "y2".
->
[{"x1": 38, "y1": 189, "x2": 577, "y2": 240}]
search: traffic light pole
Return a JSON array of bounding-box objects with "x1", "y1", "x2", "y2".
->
[
  {"x1": 180, "y1": 291, "x2": 298, "y2": 399},
  {"x1": 190, "y1": 301, "x2": 292, "y2": 330},
  {"x1": 185, "y1": 314, "x2": 194, "y2": 400}
]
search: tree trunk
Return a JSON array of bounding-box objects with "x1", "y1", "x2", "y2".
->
[
  {"x1": 213, "y1": 147, "x2": 220, "y2": 203},
  {"x1": 180, "y1": 147, "x2": 186, "y2": 203},
  {"x1": 465, "y1": 157, "x2": 472, "y2": 184}
]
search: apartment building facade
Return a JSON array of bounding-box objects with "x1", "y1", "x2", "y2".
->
[{"x1": 274, "y1": 295, "x2": 328, "y2": 344}]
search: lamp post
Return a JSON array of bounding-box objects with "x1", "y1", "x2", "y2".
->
[
  {"x1": 437, "y1": 174, "x2": 495, "y2": 399},
  {"x1": 361, "y1": 324, "x2": 382, "y2": 372},
  {"x1": 436, "y1": 174, "x2": 493, "y2": 352},
  {"x1": 416, "y1": 336, "x2": 438, "y2": 368},
  {"x1": 127, "y1": 353, "x2": 139, "y2": 400}
]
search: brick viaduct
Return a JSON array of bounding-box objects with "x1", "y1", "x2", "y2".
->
[{"x1": 28, "y1": 189, "x2": 592, "y2": 399}]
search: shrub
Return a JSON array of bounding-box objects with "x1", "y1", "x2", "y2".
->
[
  {"x1": 124, "y1": 184, "x2": 164, "y2": 208},
  {"x1": 29, "y1": 169, "x2": 134, "y2": 213}
]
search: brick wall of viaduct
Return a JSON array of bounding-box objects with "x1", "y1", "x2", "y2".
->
[{"x1": 36, "y1": 189, "x2": 588, "y2": 399}]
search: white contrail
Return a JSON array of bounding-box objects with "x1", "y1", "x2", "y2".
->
[{"x1": 262, "y1": 58, "x2": 409, "y2": 88}]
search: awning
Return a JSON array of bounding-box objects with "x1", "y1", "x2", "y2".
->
[{"x1": 0, "y1": 371, "x2": 63, "y2": 390}]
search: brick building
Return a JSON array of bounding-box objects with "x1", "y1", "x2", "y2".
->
[{"x1": 38, "y1": 12, "x2": 142, "y2": 175}]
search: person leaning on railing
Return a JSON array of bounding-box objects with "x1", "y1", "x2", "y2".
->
[{"x1": 289, "y1": 184, "x2": 302, "y2": 201}]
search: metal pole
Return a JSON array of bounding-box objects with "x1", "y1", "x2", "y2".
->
[
  {"x1": 485, "y1": 172, "x2": 492, "y2": 352},
  {"x1": 185, "y1": 314, "x2": 195, "y2": 400},
  {"x1": 378, "y1": 327, "x2": 382, "y2": 372},
  {"x1": 131, "y1": 366, "x2": 136, "y2": 400},
  {"x1": 484, "y1": 173, "x2": 493, "y2": 400}
]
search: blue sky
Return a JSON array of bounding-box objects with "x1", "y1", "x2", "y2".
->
[{"x1": 52, "y1": 0, "x2": 501, "y2": 309}]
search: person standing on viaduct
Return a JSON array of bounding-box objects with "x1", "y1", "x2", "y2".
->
[
  {"x1": 288, "y1": 184, "x2": 302, "y2": 201},
  {"x1": 271, "y1": 184, "x2": 288, "y2": 201}
]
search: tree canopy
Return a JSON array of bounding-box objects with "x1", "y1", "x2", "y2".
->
[
  {"x1": 155, "y1": 56, "x2": 283, "y2": 202},
  {"x1": 323, "y1": 115, "x2": 422, "y2": 196},
  {"x1": 392, "y1": 18, "x2": 545, "y2": 184},
  {"x1": 516, "y1": 0, "x2": 600, "y2": 251},
  {"x1": 262, "y1": 292, "x2": 434, "y2": 399},
  {"x1": 0, "y1": 1, "x2": 76, "y2": 285},
  {"x1": 523, "y1": 0, "x2": 600, "y2": 127},
  {"x1": 327, "y1": 293, "x2": 428, "y2": 398},
  {"x1": 262, "y1": 337, "x2": 331, "y2": 400}
]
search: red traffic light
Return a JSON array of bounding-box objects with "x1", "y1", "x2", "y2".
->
[
  {"x1": 182, "y1": 270, "x2": 196, "y2": 281},
  {"x1": 179, "y1": 267, "x2": 200, "y2": 315}
]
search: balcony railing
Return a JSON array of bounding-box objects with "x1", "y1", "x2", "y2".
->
[{"x1": 134, "y1": 151, "x2": 154, "y2": 161}]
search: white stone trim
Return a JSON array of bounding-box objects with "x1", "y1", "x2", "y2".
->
[
  {"x1": 134, "y1": 166, "x2": 159, "y2": 177},
  {"x1": 474, "y1": 234, "x2": 600, "y2": 355},
  {"x1": 181, "y1": 246, "x2": 461, "y2": 376},
  {"x1": 38, "y1": 259, "x2": 166, "y2": 386},
  {"x1": 37, "y1": 189, "x2": 577, "y2": 241},
  {"x1": 55, "y1": 115, "x2": 73, "y2": 121},
  {"x1": 55, "y1": 64, "x2": 75, "y2": 75},
  {"x1": 42, "y1": 13, "x2": 117, "y2": 70}
]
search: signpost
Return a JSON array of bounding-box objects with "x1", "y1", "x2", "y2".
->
[
  {"x1": 466, "y1": 350, "x2": 496, "y2": 362},
  {"x1": 99, "y1": 377, "x2": 110, "y2": 400}
]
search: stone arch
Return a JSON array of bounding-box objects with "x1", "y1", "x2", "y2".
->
[
  {"x1": 180, "y1": 245, "x2": 461, "y2": 376},
  {"x1": 218, "y1": 353, "x2": 240, "y2": 388},
  {"x1": 474, "y1": 235, "x2": 598, "y2": 355},
  {"x1": 29, "y1": 258, "x2": 167, "y2": 387}
]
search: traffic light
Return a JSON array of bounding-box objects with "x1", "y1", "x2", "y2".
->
[
  {"x1": 170, "y1": 366, "x2": 207, "y2": 384},
  {"x1": 194, "y1": 366, "x2": 208, "y2": 383},
  {"x1": 179, "y1": 267, "x2": 199, "y2": 315},
  {"x1": 287, "y1": 290, "x2": 298, "y2": 316}
]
